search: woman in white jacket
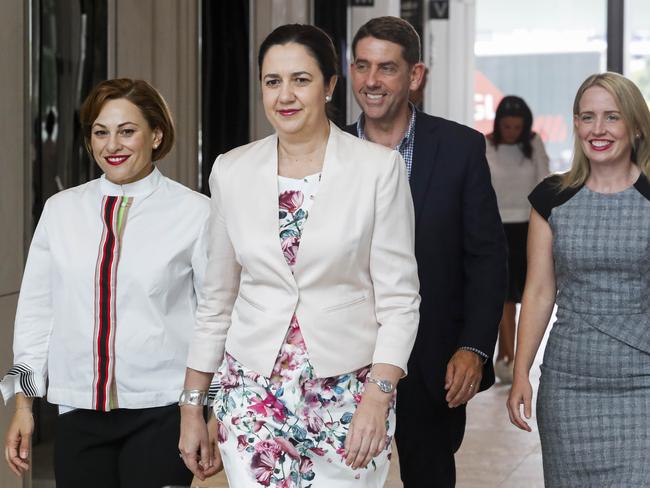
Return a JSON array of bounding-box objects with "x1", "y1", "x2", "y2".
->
[
  {"x1": 179, "y1": 25, "x2": 420, "y2": 487},
  {"x1": 2, "y1": 79, "x2": 209, "y2": 488}
]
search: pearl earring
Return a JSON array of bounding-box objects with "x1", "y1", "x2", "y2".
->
[{"x1": 325, "y1": 95, "x2": 332, "y2": 103}]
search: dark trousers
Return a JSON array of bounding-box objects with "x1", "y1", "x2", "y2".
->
[
  {"x1": 395, "y1": 366, "x2": 467, "y2": 488},
  {"x1": 55, "y1": 404, "x2": 192, "y2": 488}
]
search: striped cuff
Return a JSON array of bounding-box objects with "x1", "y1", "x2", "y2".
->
[
  {"x1": 1, "y1": 363, "x2": 41, "y2": 398},
  {"x1": 208, "y1": 380, "x2": 220, "y2": 404},
  {"x1": 458, "y1": 347, "x2": 489, "y2": 364}
]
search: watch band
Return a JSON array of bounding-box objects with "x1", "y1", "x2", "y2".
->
[
  {"x1": 178, "y1": 389, "x2": 208, "y2": 407},
  {"x1": 366, "y1": 375, "x2": 395, "y2": 394}
]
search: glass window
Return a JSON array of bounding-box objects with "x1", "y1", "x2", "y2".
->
[
  {"x1": 474, "y1": 0, "x2": 607, "y2": 172},
  {"x1": 33, "y1": 0, "x2": 107, "y2": 223},
  {"x1": 625, "y1": 0, "x2": 650, "y2": 105}
]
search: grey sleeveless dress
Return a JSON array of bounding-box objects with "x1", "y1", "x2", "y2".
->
[{"x1": 529, "y1": 173, "x2": 650, "y2": 487}]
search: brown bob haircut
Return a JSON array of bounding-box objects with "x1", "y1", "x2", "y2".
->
[{"x1": 79, "y1": 78, "x2": 175, "y2": 162}]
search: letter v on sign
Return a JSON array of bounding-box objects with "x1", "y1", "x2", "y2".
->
[{"x1": 429, "y1": 0, "x2": 449, "y2": 19}]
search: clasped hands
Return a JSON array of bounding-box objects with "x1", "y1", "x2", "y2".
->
[
  {"x1": 179, "y1": 394, "x2": 391, "y2": 477},
  {"x1": 178, "y1": 408, "x2": 223, "y2": 481}
]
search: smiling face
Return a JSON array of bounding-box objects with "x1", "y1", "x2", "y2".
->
[
  {"x1": 350, "y1": 36, "x2": 423, "y2": 125},
  {"x1": 575, "y1": 86, "x2": 632, "y2": 168},
  {"x1": 260, "y1": 42, "x2": 336, "y2": 139},
  {"x1": 499, "y1": 116, "x2": 524, "y2": 144},
  {"x1": 91, "y1": 98, "x2": 162, "y2": 185}
]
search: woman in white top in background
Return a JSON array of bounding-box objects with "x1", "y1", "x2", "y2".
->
[
  {"x1": 2, "y1": 78, "x2": 209, "y2": 488},
  {"x1": 485, "y1": 96, "x2": 549, "y2": 384}
]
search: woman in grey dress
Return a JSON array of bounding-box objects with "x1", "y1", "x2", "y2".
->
[{"x1": 507, "y1": 72, "x2": 650, "y2": 486}]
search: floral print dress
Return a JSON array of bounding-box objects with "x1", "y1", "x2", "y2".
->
[{"x1": 213, "y1": 173, "x2": 395, "y2": 488}]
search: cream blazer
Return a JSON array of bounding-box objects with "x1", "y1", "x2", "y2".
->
[{"x1": 188, "y1": 124, "x2": 420, "y2": 378}]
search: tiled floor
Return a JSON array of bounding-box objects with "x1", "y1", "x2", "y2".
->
[{"x1": 195, "y1": 325, "x2": 550, "y2": 488}]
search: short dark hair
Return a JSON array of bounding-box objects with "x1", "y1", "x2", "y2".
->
[
  {"x1": 79, "y1": 78, "x2": 175, "y2": 162},
  {"x1": 352, "y1": 16, "x2": 421, "y2": 66},
  {"x1": 492, "y1": 95, "x2": 535, "y2": 158},
  {"x1": 258, "y1": 24, "x2": 338, "y2": 84}
]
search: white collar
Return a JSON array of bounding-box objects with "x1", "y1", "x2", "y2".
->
[{"x1": 99, "y1": 167, "x2": 162, "y2": 197}]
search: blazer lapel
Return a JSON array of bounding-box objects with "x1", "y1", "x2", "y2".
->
[
  {"x1": 291, "y1": 123, "x2": 343, "y2": 277},
  {"x1": 249, "y1": 134, "x2": 298, "y2": 285},
  {"x1": 409, "y1": 111, "x2": 440, "y2": 229}
]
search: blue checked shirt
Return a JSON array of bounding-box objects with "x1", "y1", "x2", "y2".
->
[
  {"x1": 356, "y1": 104, "x2": 417, "y2": 179},
  {"x1": 356, "y1": 105, "x2": 489, "y2": 364}
]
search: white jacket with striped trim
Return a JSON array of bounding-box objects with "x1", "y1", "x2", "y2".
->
[{"x1": 0, "y1": 168, "x2": 210, "y2": 411}]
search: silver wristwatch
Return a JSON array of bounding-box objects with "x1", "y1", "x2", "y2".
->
[
  {"x1": 178, "y1": 389, "x2": 208, "y2": 407},
  {"x1": 366, "y1": 375, "x2": 395, "y2": 394}
]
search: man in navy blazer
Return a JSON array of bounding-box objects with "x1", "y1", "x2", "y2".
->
[{"x1": 346, "y1": 17, "x2": 507, "y2": 487}]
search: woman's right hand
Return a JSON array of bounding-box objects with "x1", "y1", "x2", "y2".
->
[
  {"x1": 506, "y1": 374, "x2": 533, "y2": 432},
  {"x1": 179, "y1": 406, "x2": 220, "y2": 481},
  {"x1": 4, "y1": 408, "x2": 34, "y2": 477}
]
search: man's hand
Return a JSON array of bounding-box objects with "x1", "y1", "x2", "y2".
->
[{"x1": 444, "y1": 350, "x2": 483, "y2": 408}]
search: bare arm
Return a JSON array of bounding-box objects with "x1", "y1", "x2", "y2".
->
[
  {"x1": 4, "y1": 394, "x2": 34, "y2": 477},
  {"x1": 179, "y1": 368, "x2": 220, "y2": 480},
  {"x1": 345, "y1": 363, "x2": 402, "y2": 469},
  {"x1": 507, "y1": 209, "x2": 556, "y2": 431}
]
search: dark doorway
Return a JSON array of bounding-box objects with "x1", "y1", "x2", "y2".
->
[
  {"x1": 314, "y1": 0, "x2": 348, "y2": 128},
  {"x1": 200, "y1": 0, "x2": 250, "y2": 195}
]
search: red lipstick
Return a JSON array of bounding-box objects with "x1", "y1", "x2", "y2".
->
[{"x1": 105, "y1": 155, "x2": 130, "y2": 166}]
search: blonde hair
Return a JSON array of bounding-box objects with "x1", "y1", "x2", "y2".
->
[{"x1": 561, "y1": 72, "x2": 650, "y2": 189}]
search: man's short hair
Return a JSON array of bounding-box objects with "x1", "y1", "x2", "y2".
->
[{"x1": 352, "y1": 16, "x2": 421, "y2": 66}]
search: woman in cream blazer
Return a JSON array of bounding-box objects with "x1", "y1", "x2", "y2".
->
[{"x1": 180, "y1": 24, "x2": 419, "y2": 488}]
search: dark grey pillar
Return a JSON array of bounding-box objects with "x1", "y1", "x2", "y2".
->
[{"x1": 607, "y1": 0, "x2": 624, "y2": 73}]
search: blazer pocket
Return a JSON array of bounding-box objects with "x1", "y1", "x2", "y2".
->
[
  {"x1": 238, "y1": 292, "x2": 266, "y2": 312},
  {"x1": 323, "y1": 294, "x2": 368, "y2": 313}
]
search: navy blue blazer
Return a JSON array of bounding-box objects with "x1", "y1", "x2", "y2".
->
[{"x1": 346, "y1": 111, "x2": 507, "y2": 400}]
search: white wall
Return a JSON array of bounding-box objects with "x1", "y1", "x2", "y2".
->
[{"x1": 424, "y1": 0, "x2": 476, "y2": 126}]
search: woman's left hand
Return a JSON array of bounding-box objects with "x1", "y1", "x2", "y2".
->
[{"x1": 344, "y1": 389, "x2": 391, "y2": 469}]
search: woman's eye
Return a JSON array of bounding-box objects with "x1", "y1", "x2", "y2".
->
[
  {"x1": 580, "y1": 115, "x2": 593, "y2": 122},
  {"x1": 265, "y1": 79, "x2": 280, "y2": 87},
  {"x1": 93, "y1": 130, "x2": 108, "y2": 137},
  {"x1": 295, "y1": 77, "x2": 309, "y2": 85},
  {"x1": 120, "y1": 128, "x2": 135, "y2": 136},
  {"x1": 607, "y1": 114, "x2": 620, "y2": 122}
]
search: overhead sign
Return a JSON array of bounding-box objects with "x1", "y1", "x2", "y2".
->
[{"x1": 428, "y1": 0, "x2": 449, "y2": 19}]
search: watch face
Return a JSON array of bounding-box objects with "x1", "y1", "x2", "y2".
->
[{"x1": 377, "y1": 380, "x2": 392, "y2": 393}]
